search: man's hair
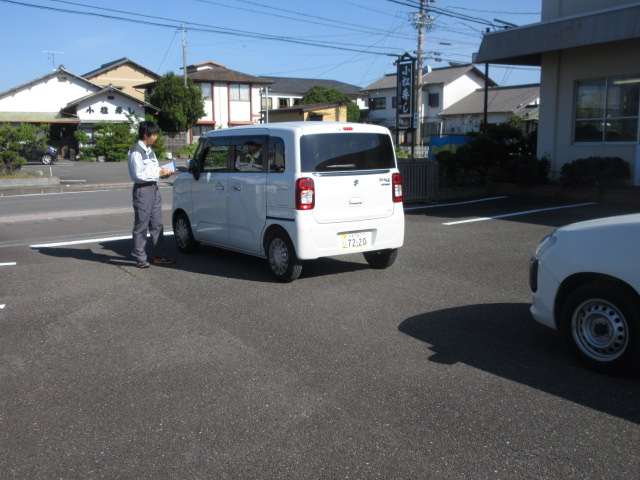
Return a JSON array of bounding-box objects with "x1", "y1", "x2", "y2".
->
[{"x1": 138, "y1": 120, "x2": 160, "y2": 140}]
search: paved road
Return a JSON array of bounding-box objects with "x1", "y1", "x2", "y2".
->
[{"x1": 1, "y1": 191, "x2": 639, "y2": 479}]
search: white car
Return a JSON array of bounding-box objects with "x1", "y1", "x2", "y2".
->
[{"x1": 530, "y1": 214, "x2": 640, "y2": 375}]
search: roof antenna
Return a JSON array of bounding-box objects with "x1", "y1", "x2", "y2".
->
[{"x1": 43, "y1": 51, "x2": 64, "y2": 71}]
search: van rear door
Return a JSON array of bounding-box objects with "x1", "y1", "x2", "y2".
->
[{"x1": 299, "y1": 132, "x2": 397, "y2": 224}]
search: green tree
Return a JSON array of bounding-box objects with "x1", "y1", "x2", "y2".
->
[
  {"x1": 74, "y1": 114, "x2": 165, "y2": 162},
  {"x1": 301, "y1": 85, "x2": 360, "y2": 122},
  {"x1": 148, "y1": 72, "x2": 205, "y2": 132},
  {"x1": 0, "y1": 123, "x2": 49, "y2": 174}
]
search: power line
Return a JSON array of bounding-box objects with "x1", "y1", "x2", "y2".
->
[{"x1": 1, "y1": 0, "x2": 402, "y2": 57}]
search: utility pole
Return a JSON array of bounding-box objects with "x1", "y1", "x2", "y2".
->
[
  {"x1": 182, "y1": 24, "x2": 188, "y2": 87},
  {"x1": 413, "y1": 0, "x2": 425, "y2": 153},
  {"x1": 413, "y1": 0, "x2": 435, "y2": 153}
]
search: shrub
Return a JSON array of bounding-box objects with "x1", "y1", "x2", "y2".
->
[
  {"x1": 502, "y1": 154, "x2": 550, "y2": 185},
  {"x1": 560, "y1": 156, "x2": 630, "y2": 188}
]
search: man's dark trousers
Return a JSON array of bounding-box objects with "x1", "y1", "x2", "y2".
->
[{"x1": 131, "y1": 183, "x2": 165, "y2": 263}]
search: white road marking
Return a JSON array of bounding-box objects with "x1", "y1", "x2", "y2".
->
[
  {"x1": 443, "y1": 202, "x2": 597, "y2": 225},
  {"x1": 404, "y1": 196, "x2": 508, "y2": 211},
  {"x1": 31, "y1": 231, "x2": 174, "y2": 249},
  {"x1": 0, "y1": 263, "x2": 15, "y2": 309}
]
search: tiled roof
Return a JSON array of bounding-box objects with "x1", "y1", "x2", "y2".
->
[
  {"x1": 188, "y1": 65, "x2": 273, "y2": 84},
  {"x1": 260, "y1": 77, "x2": 364, "y2": 97},
  {"x1": 439, "y1": 84, "x2": 540, "y2": 116},
  {"x1": 83, "y1": 57, "x2": 160, "y2": 80},
  {"x1": 362, "y1": 63, "x2": 497, "y2": 91}
]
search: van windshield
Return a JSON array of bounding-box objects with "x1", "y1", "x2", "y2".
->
[{"x1": 300, "y1": 133, "x2": 395, "y2": 172}]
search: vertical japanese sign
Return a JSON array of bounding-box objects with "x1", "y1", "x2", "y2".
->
[{"x1": 396, "y1": 54, "x2": 415, "y2": 130}]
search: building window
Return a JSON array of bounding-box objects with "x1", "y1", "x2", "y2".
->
[
  {"x1": 369, "y1": 97, "x2": 386, "y2": 110},
  {"x1": 575, "y1": 76, "x2": 640, "y2": 143},
  {"x1": 392, "y1": 97, "x2": 397, "y2": 109},
  {"x1": 192, "y1": 124, "x2": 214, "y2": 137},
  {"x1": 230, "y1": 84, "x2": 250, "y2": 101},
  {"x1": 261, "y1": 97, "x2": 273, "y2": 109},
  {"x1": 201, "y1": 83, "x2": 212, "y2": 100},
  {"x1": 279, "y1": 98, "x2": 289, "y2": 108},
  {"x1": 429, "y1": 93, "x2": 439, "y2": 108}
]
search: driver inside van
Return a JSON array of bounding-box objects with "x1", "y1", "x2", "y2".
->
[{"x1": 235, "y1": 141, "x2": 263, "y2": 171}]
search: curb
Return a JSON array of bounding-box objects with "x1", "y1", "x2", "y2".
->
[{"x1": 0, "y1": 176, "x2": 60, "y2": 189}]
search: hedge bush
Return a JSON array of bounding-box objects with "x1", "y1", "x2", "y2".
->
[{"x1": 560, "y1": 156, "x2": 630, "y2": 188}]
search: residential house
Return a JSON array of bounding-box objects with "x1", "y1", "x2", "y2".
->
[
  {"x1": 83, "y1": 57, "x2": 160, "y2": 101},
  {"x1": 259, "y1": 76, "x2": 367, "y2": 112},
  {"x1": 474, "y1": 0, "x2": 640, "y2": 184},
  {"x1": 137, "y1": 61, "x2": 274, "y2": 142},
  {"x1": 265, "y1": 101, "x2": 349, "y2": 123},
  {"x1": 362, "y1": 63, "x2": 497, "y2": 142},
  {"x1": 0, "y1": 66, "x2": 158, "y2": 157},
  {"x1": 439, "y1": 84, "x2": 540, "y2": 134}
]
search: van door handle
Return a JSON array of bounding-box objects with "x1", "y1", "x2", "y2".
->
[
  {"x1": 215, "y1": 184, "x2": 225, "y2": 191},
  {"x1": 233, "y1": 185, "x2": 242, "y2": 191}
]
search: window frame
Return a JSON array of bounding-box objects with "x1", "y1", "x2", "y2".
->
[{"x1": 574, "y1": 75, "x2": 640, "y2": 144}]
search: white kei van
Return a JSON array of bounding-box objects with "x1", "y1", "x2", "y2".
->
[{"x1": 172, "y1": 122, "x2": 405, "y2": 282}]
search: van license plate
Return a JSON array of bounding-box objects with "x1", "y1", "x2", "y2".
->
[{"x1": 341, "y1": 232, "x2": 371, "y2": 249}]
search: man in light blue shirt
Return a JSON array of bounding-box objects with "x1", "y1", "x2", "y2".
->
[{"x1": 128, "y1": 120, "x2": 175, "y2": 269}]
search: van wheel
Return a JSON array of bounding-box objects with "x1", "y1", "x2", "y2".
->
[
  {"x1": 266, "y1": 231, "x2": 302, "y2": 283},
  {"x1": 173, "y1": 212, "x2": 199, "y2": 253},
  {"x1": 363, "y1": 249, "x2": 398, "y2": 269}
]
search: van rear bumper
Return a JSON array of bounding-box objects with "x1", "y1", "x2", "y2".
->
[{"x1": 286, "y1": 207, "x2": 405, "y2": 260}]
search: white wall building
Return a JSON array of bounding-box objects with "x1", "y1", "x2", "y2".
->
[
  {"x1": 362, "y1": 63, "x2": 496, "y2": 142},
  {"x1": 475, "y1": 0, "x2": 640, "y2": 184},
  {"x1": 0, "y1": 66, "x2": 157, "y2": 156}
]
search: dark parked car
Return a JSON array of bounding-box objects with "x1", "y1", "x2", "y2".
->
[{"x1": 21, "y1": 145, "x2": 58, "y2": 165}]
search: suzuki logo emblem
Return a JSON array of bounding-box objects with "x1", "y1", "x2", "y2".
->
[{"x1": 353, "y1": 179, "x2": 359, "y2": 186}]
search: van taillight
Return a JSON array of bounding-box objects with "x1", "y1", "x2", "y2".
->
[
  {"x1": 392, "y1": 173, "x2": 403, "y2": 203},
  {"x1": 296, "y1": 177, "x2": 315, "y2": 210}
]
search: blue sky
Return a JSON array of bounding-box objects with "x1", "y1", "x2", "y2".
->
[{"x1": 0, "y1": 0, "x2": 542, "y2": 93}]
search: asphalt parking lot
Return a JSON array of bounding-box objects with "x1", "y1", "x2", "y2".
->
[{"x1": 1, "y1": 192, "x2": 639, "y2": 479}]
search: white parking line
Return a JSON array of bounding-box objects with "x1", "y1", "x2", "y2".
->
[
  {"x1": 31, "y1": 231, "x2": 174, "y2": 249},
  {"x1": 405, "y1": 196, "x2": 507, "y2": 211},
  {"x1": 443, "y1": 202, "x2": 597, "y2": 225},
  {"x1": 0, "y1": 262, "x2": 15, "y2": 310}
]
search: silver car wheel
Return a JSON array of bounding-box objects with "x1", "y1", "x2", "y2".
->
[
  {"x1": 571, "y1": 298, "x2": 629, "y2": 362},
  {"x1": 268, "y1": 237, "x2": 289, "y2": 276},
  {"x1": 175, "y1": 217, "x2": 190, "y2": 249}
]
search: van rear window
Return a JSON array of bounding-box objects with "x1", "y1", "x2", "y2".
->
[{"x1": 300, "y1": 133, "x2": 395, "y2": 172}]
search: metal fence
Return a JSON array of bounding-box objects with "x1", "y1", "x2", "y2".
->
[{"x1": 398, "y1": 159, "x2": 439, "y2": 203}]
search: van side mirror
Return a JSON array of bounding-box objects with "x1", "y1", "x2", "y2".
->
[{"x1": 187, "y1": 158, "x2": 200, "y2": 180}]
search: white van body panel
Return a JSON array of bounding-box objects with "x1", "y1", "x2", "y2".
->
[{"x1": 172, "y1": 121, "x2": 404, "y2": 271}]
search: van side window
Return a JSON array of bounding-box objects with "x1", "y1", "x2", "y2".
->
[
  {"x1": 202, "y1": 145, "x2": 229, "y2": 172},
  {"x1": 268, "y1": 137, "x2": 285, "y2": 173},
  {"x1": 232, "y1": 136, "x2": 267, "y2": 172}
]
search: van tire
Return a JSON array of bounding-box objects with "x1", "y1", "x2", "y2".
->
[
  {"x1": 363, "y1": 248, "x2": 398, "y2": 269},
  {"x1": 266, "y1": 231, "x2": 302, "y2": 283},
  {"x1": 173, "y1": 212, "x2": 199, "y2": 253}
]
